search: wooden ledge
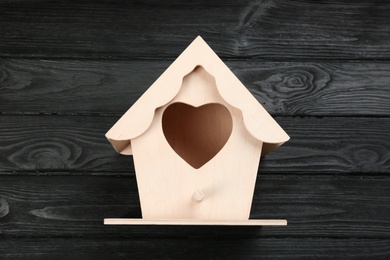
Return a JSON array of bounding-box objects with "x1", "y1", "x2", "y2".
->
[{"x1": 104, "y1": 219, "x2": 287, "y2": 226}]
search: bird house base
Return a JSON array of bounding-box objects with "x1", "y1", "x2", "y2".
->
[{"x1": 104, "y1": 218, "x2": 287, "y2": 226}]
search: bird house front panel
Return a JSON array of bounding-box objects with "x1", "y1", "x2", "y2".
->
[
  {"x1": 131, "y1": 66, "x2": 263, "y2": 220},
  {"x1": 105, "y1": 36, "x2": 289, "y2": 225}
]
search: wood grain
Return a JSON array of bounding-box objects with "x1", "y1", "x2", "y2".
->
[
  {"x1": 0, "y1": 116, "x2": 388, "y2": 174},
  {"x1": 1, "y1": 0, "x2": 389, "y2": 258},
  {"x1": 0, "y1": 115, "x2": 132, "y2": 173},
  {"x1": 1, "y1": 59, "x2": 390, "y2": 116},
  {"x1": 0, "y1": 238, "x2": 389, "y2": 259},
  {"x1": 0, "y1": 175, "x2": 390, "y2": 239},
  {"x1": 0, "y1": 1, "x2": 390, "y2": 59}
]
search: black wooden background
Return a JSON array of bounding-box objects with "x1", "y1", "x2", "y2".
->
[{"x1": 1, "y1": 0, "x2": 390, "y2": 259}]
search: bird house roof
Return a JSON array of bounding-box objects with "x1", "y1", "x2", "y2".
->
[{"x1": 106, "y1": 36, "x2": 289, "y2": 156}]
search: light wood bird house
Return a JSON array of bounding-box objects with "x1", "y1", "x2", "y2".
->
[{"x1": 104, "y1": 36, "x2": 289, "y2": 226}]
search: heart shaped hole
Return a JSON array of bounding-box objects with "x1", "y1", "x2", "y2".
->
[{"x1": 162, "y1": 103, "x2": 233, "y2": 169}]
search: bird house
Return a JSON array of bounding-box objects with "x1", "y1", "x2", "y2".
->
[{"x1": 104, "y1": 36, "x2": 289, "y2": 226}]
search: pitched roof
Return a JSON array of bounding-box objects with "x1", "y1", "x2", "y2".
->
[{"x1": 106, "y1": 36, "x2": 289, "y2": 156}]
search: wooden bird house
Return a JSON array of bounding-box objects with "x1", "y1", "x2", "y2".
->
[{"x1": 104, "y1": 36, "x2": 289, "y2": 226}]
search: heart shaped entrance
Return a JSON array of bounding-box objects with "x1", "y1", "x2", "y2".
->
[{"x1": 162, "y1": 103, "x2": 233, "y2": 169}]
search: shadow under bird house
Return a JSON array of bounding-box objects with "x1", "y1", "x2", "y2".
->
[{"x1": 104, "y1": 36, "x2": 289, "y2": 226}]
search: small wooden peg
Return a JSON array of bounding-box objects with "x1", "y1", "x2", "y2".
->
[{"x1": 192, "y1": 189, "x2": 204, "y2": 202}]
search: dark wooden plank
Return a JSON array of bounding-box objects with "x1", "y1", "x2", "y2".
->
[
  {"x1": 0, "y1": 115, "x2": 129, "y2": 173},
  {"x1": 1, "y1": 175, "x2": 390, "y2": 239},
  {"x1": 1, "y1": 1, "x2": 390, "y2": 59},
  {"x1": 0, "y1": 237, "x2": 389, "y2": 259},
  {"x1": 0, "y1": 116, "x2": 388, "y2": 174},
  {"x1": 1, "y1": 59, "x2": 390, "y2": 116}
]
